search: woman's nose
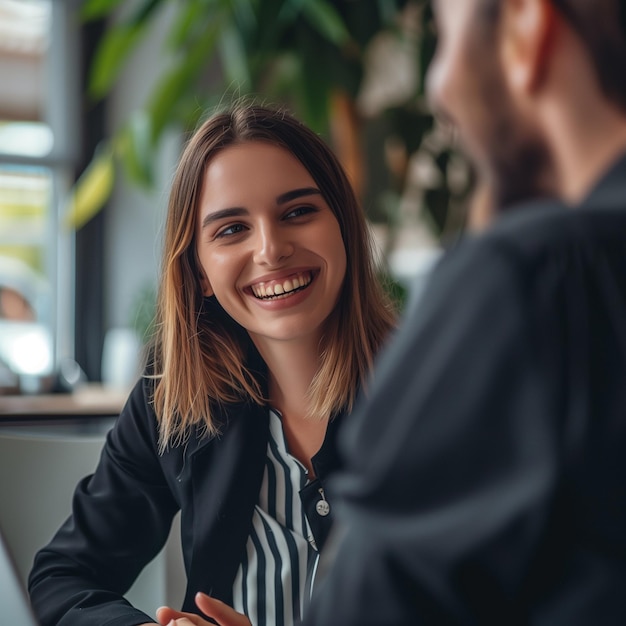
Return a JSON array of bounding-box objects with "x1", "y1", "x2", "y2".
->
[{"x1": 252, "y1": 224, "x2": 294, "y2": 266}]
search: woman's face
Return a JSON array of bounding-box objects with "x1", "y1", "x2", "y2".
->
[{"x1": 196, "y1": 141, "x2": 347, "y2": 348}]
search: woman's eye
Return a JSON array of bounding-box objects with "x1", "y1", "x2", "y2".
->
[
  {"x1": 285, "y1": 206, "x2": 316, "y2": 219},
  {"x1": 216, "y1": 223, "x2": 246, "y2": 238}
]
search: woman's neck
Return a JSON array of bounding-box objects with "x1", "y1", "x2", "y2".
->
[
  {"x1": 252, "y1": 334, "x2": 320, "y2": 417},
  {"x1": 251, "y1": 334, "x2": 329, "y2": 476}
]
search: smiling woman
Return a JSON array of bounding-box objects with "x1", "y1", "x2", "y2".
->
[
  {"x1": 28, "y1": 104, "x2": 397, "y2": 626},
  {"x1": 196, "y1": 141, "x2": 347, "y2": 362}
]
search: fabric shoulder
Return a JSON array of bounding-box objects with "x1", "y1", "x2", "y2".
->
[
  {"x1": 482, "y1": 198, "x2": 626, "y2": 265},
  {"x1": 103, "y1": 370, "x2": 161, "y2": 460}
]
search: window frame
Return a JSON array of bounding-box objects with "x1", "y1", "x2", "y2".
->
[{"x1": 0, "y1": 0, "x2": 81, "y2": 370}]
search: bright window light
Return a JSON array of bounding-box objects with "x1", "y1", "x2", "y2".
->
[{"x1": 0, "y1": 320, "x2": 53, "y2": 376}]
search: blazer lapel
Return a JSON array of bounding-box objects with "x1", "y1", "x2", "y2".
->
[{"x1": 183, "y1": 399, "x2": 269, "y2": 608}]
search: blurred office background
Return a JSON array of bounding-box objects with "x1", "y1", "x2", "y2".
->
[{"x1": 0, "y1": 0, "x2": 475, "y2": 390}]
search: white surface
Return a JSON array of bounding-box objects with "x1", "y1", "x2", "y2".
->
[
  {"x1": 0, "y1": 527, "x2": 37, "y2": 625},
  {"x1": 101, "y1": 327, "x2": 142, "y2": 390}
]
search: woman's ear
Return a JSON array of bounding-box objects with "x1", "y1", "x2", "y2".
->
[{"x1": 199, "y1": 272, "x2": 213, "y2": 297}]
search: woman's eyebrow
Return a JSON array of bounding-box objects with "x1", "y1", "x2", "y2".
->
[
  {"x1": 276, "y1": 187, "x2": 321, "y2": 205},
  {"x1": 201, "y1": 206, "x2": 248, "y2": 230},
  {"x1": 201, "y1": 187, "x2": 321, "y2": 230}
]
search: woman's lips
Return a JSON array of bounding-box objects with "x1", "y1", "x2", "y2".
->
[{"x1": 249, "y1": 270, "x2": 314, "y2": 300}]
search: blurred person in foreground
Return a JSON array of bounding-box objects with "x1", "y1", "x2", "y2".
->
[{"x1": 302, "y1": 0, "x2": 626, "y2": 624}]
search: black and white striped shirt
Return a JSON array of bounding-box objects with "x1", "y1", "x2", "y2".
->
[{"x1": 232, "y1": 409, "x2": 320, "y2": 626}]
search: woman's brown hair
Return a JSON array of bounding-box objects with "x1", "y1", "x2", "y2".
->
[{"x1": 151, "y1": 103, "x2": 396, "y2": 451}]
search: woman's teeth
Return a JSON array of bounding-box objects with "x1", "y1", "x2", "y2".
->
[{"x1": 251, "y1": 272, "x2": 313, "y2": 299}]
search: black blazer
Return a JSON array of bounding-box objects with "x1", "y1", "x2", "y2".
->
[
  {"x1": 304, "y1": 153, "x2": 626, "y2": 625},
  {"x1": 28, "y1": 369, "x2": 343, "y2": 626}
]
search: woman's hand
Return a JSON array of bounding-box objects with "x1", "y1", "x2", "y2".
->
[{"x1": 156, "y1": 592, "x2": 252, "y2": 626}]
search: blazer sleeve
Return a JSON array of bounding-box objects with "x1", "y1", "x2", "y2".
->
[
  {"x1": 28, "y1": 375, "x2": 180, "y2": 626},
  {"x1": 304, "y1": 238, "x2": 564, "y2": 625}
]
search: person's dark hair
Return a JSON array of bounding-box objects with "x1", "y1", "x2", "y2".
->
[{"x1": 550, "y1": 0, "x2": 626, "y2": 111}]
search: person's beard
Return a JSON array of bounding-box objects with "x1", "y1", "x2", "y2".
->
[
  {"x1": 473, "y1": 63, "x2": 555, "y2": 210},
  {"x1": 485, "y1": 101, "x2": 554, "y2": 209}
]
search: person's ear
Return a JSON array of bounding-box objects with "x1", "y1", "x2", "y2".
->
[{"x1": 500, "y1": 0, "x2": 557, "y2": 95}]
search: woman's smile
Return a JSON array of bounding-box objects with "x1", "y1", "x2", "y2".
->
[{"x1": 248, "y1": 270, "x2": 315, "y2": 300}]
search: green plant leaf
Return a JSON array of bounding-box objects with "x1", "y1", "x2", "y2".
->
[
  {"x1": 167, "y1": 0, "x2": 215, "y2": 49},
  {"x1": 81, "y1": 0, "x2": 125, "y2": 21},
  {"x1": 300, "y1": 0, "x2": 350, "y2": 46},
  {"x1": 118, "y1": 111, "x2": 155, "y2": 188},
  {"x1": 87, "y1": 0, "x2": 163, "y2": 99},
  {"x1": 147, "y1": 22, "x2": 222, "y2": 142},
  {"x1": 127, "y1": 0, "x2": 163, "y2": 27},
  {"x1": 88, "y1": 24, "x2": 143, "y2": 98},
  {"x1": 64, "y1": 144, "x2": 115, "y2": 230},
  {"x1": 218, "y1": 19, "x2": 252, "y2": 87},
  {"x1": 287, "y1": 26, "x2": 345, "y2": 132},
  {"x1": 278, "y1": 0, "x2": 306, "y2": 24},
  {"x1": 230, "y1": 0, "x2": 257, "y2": 36},
  {"x1": 377, "y1": 0, "x2": 400, "y2": 24}
]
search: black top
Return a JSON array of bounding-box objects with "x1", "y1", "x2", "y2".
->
[
  {"x1": 28, "y1": 354, "x2": 344, "y2": 626},
  {"x1": 304, "y1": 154, "x2": 626, "y2": 625}
]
